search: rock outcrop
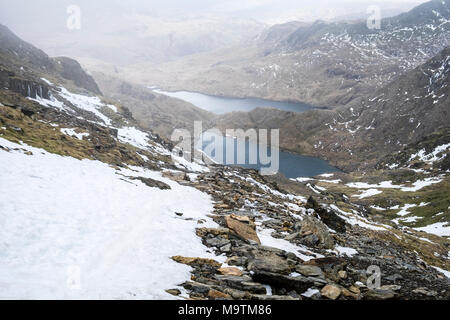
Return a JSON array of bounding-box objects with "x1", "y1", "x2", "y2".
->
[{"x1": 54, "y1": 57, "x2": 102, "y2": 95}]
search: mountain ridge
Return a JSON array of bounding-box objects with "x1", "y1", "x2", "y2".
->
[
  {"x1": 126, "y1": 0, "x2": 450, "y2": 108},
  {"x1": 0, "y1": 24, "x2": 101, "y2": 95}
]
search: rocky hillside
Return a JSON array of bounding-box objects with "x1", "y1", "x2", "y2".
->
[
  {"x1": 211, "y1": 45, "x2": 450, "y2": 171},
  {"x1": 207, "y1": 45, "x2": 450, "y2": 240},
  {"x1": 126, "y1": 0, "x2": 450, "y2": 107},
  {"x1": 0, "y1": 24, "x2": 449, "y2": 300},
  {"x1": 90, "y1": 71, "x2": 215, "y2": 138},
  {"x1": 0, "y1": 24, "x2": 101, "y2": 96}
]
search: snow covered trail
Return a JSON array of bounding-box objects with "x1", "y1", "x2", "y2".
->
[{"x1": 0, "y1": 138, "x2": 220, "y2": 299}]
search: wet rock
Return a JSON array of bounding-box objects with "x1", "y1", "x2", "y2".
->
[
  {"x1": 225, "y1": 214, "x2": 261, "y2": 244},
  {"x1": 321, "y1": 284, "x2": 342, "y2": 300},
  {"x1": 8, "y1": 78, "x2": 50, "y2": 99},
  {"x1": 300, "y1": 216, "x2": 334, "y2": 249}
]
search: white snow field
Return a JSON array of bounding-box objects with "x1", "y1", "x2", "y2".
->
[
  {"x1": 415, "y1": 222, "x2": 450, "y2": 237},
  {"x1": 0, "y1": 138, "x2": 220, "y2": 299}
]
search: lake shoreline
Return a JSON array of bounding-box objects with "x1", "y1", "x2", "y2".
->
[
  {"x1": 198, "y1": 133, "x2": 341, "y2": 179},
  {"x1": 151, "y1": 87, "x2": 332, "y2": 114},
  {"x1": 153, "y1": 87, "x2": 342, "y2": 177}
]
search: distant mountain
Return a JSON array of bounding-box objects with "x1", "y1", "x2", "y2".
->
[
  {"x1": 21, "y1": 14, "x2": 266, "y2": 66},
  {"x1": 212, "y1": 45, "x2": 450, "y2": 172},
  {"x1": 0, "y1": 24, "x2": 101, "y2": 95},
  {"x1": 132, "y1": 0, "x2": 450, "y2": 108},
  {"x1": 325, "y1": 45, "x2": 450, "y2": 170},
  {"x1": 210, "y1": 45, "x2": 449, "y2": 236},
  {"x1": 91, "y1": 71, "x2": 215, "y2": 138},
  {"x1": 0, "y1": 20, "x2": 449, "y2": 301},
  {"x1": 277, "y1": 0, "x2": 450, "y2": 51},
  {"x1": 0, "y1": 23, "x2": 216, "y2": 139}
]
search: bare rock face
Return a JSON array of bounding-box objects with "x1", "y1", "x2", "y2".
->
[
  {"x1": 248, "y1": 251, "x2": 293, "y2": 275},
  {"x1": 306, "y1": 196, "x2": 347, "y2": 233},
  {"x1": 208, "y1": 289, "x2": 231, "y2": 300},
  {"x1": 0, "y1": 70, "x2": 50, "y2": 100},
  {"x1": 54, "y1": 57, "x2": 102, "y2": 95},
  {"x1": 296, "y1": 265, "x2": 325, "y2": 278},
  {"x1": 321, "y1": 284, "x2": 342, "y2": 300},
  {"x1": 130, "y1": 176, "x2": 171, "y2": 190},
  {"x1": 225, "y1": 214, "x2": 261, "y2": 244},
  {"x1": 171, "y1": 256, "x2": 222, "y2": 269},
  {"x1": 300, "y1": 216, "x2": 335, "y2": 249}
]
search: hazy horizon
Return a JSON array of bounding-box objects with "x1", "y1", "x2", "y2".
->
[{"x1": 0, "y1": 0, "x2": 430, "y2": 65}]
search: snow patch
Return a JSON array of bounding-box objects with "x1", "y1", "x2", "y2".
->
[
  {"x1": 0, "y1": 138, "x2": 220, "y2": 299},
  {"x1": 60, "y1": 128, "x2": 89, "y2": 141},
  {"x1": 415, "y1": 222, "x2": 450, "y2": 237}
]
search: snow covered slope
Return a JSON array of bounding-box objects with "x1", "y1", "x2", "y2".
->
[{"x1": 0, "y1": 138, "x2": 220, "y2": 299}]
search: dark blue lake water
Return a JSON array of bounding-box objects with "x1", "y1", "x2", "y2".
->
[
  {"x1": 153, "y1": 89, "x2": 316, "y2": 114},
  {"x1": 199, "y1": 134, "x2": 339, "y2": 179},
  {"x1": 154, "y1": 89, "x2": 339, "y2": 178}
]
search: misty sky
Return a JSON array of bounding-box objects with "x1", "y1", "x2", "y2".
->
[
  {"x1": 0, "y1": 0, "x2": 430, "y2": 64},
  {"x1": 0, "y1": 0, "x2": 428, "y2": 32}
]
